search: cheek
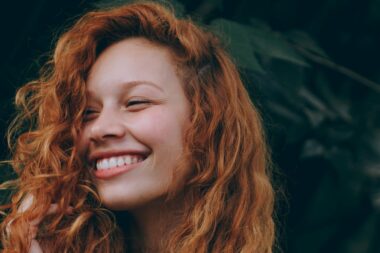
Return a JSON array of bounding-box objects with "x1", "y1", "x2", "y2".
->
[{"x1": 131, "y1": 108, "x2": 185, "y2": 148}]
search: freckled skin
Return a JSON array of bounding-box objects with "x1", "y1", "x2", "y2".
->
[{"x1": 77, "y1": 38, "x2": 191, "y2": 211}]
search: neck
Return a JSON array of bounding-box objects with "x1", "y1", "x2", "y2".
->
[{"x1": 129, "y1": 196, "x2": 184, "y2": 252}]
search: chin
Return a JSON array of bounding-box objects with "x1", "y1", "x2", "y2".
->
[
  {"x1": 100, "y1": 198, "x2": 140, "y2": 211},
  {"x1": 98, "y1": 190, "x2": 166, "y2": 211}
]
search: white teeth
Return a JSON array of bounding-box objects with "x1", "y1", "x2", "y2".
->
[
  {"x1": 117, "y1": 157, "x2": 124, "y2": 166},
  {"x1": 124, "y1": 156, "x2": 132, "y2": 164},
  {"x1": 95, "y1": 155, "x2": 145, "y2": 170},
  {"x1": 102, "y1": 160, "x2": 109, "y2": 169},
  {"x1": 109, "y1": 157, "x2": 117, "y2": 168}
]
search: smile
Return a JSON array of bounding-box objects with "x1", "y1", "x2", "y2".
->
[
  {"x1": 96, "y1": 155, "x2": 145, "y2": 170},
  {"x1": 92, "y1": 154, "x2": 148, "y2": 179}
]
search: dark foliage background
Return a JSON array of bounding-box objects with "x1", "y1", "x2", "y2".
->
[{"x1": 0, "y1": 0, "x2": 379, "y2": 252}]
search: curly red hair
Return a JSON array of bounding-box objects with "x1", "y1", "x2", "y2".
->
[{"x1": 1, "y1": 2, "x2": 275, "y2": 252}]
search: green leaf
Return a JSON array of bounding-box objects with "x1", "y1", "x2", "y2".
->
[
  {"x1": 284, "y1": 30, "x2": 329, "y2": 58},
  {"x1": 300, "y1": 139, "x2": 326, "y2": 158},
  {"x1": 209, "y1": 19, "x2": 265, "y2": 73},
  {"x1": 250, "y1": 29, "x2": 310, "y2": 67},
  {"x1": 210, "y1": 18, "x2": 310, "y2": 69}
]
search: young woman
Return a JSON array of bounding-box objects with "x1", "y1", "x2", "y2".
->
[{"x1": 1, "y1": 2, "x2": 275, "y2": 252}]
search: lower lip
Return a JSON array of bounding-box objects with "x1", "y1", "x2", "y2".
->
[{"x1": 93, "y1": 159, "x2": 146, "y2": 179}]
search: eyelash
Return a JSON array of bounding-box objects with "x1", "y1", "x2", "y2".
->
[
  {"x1": 82, "y1": 109, "x2": 98, "y2": 122},
  {"x1": 127, "y1": 99, "x2": 150, "y2": 107},
  {"x1": 84, "y1": 108, "x2": 97, "y2": 115},
  {"x1": 83, "y1": 100, "x2": 150, "y2": 121}
]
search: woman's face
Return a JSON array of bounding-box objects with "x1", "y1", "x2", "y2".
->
[{"x1": 77, "y1": 38, "x2": 190, "y2": 210}]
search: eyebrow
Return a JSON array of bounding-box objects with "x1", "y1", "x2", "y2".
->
[
  {"x1": 121, "y1": 80, "x2": 164, "y2": 92},
  {"x1": 86, "y1": 80, "x2": 164, "y2": 99}
]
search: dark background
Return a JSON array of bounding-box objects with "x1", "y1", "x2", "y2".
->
[{"x1": 0, "y1": 0, "x2": 379, "y2": 252}]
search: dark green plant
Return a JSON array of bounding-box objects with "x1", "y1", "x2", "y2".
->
[{"x1": 207, "y1": 14, "x2": 380, "y2": 253}]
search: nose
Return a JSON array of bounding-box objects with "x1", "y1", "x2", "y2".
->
[{"x1": 88, "y1": 109, "x2": 126, "y2": 143}]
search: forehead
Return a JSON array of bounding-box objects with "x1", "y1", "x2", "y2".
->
[
  {"x1": 89, "y1": 38, "x2": 174, "y2": 77},
  {"x1": 86, "y1": 37, "x2": 183, "y2": 96}
]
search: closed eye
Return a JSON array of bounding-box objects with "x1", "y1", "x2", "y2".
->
[
  {"x1": 83, "y1": 108, "x2": 99, "y2": 121},
  {"x1": 126, "y1": 99, "x2": 152, "y2": 111},
  {"x1": 127, "y1": 99, "x2": 151, "y2": 107}
]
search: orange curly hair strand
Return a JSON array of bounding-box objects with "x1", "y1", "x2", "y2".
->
[{"x1": 1, "y1": 2, "x2": 275, "y2": 252}]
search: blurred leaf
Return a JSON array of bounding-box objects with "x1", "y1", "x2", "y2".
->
[
  {"x1": 267, "y1": 60, "x2": 306, "y2": 92},
  {"x1": 193, "y1": 0, "x2": 224, "y2": 15},
  {"x1": 291, "y1": 39, "x2": 380, "y2": 93},
  {"x1": 249, "y1": 17, "x2": 272, "y2": 32},
  {"x1": 303, "y1": 108, "x2": 325, "y2": 127},
  {"x1": 209, "y1": 19, "x2": 265, "y2": 73},
  {"x1": 325, "y1": 146, "x2": 353, "y2": 172},
  {"x1": 249, "y1": 28, "x2": 310, "y2": 67},
  {"x1": 266, "y1": 101, "x2": 304, "y2": 124},
  {"x1": 300, "y1": 139, "x2": 326, "y2": 158},
  {"x1": 367, "y1": 131, "x2": 380, "y2": 155},
  {"x1": 299, "y1": 87, "x2": 333, "y2": 116},
  {"x1": 209, "y1": 18, "x2": 310, "y2": 72},
  {"x1": 315, "y1": 74, "x2": 352, "y2": 122},
  {"x1": 284, "y1": 30, "x2": 329, "y2": 58}
]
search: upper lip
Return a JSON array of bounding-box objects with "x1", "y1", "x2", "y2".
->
[{"x1": 88, "y1": 149, "x2": 151, "y2": 164}]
